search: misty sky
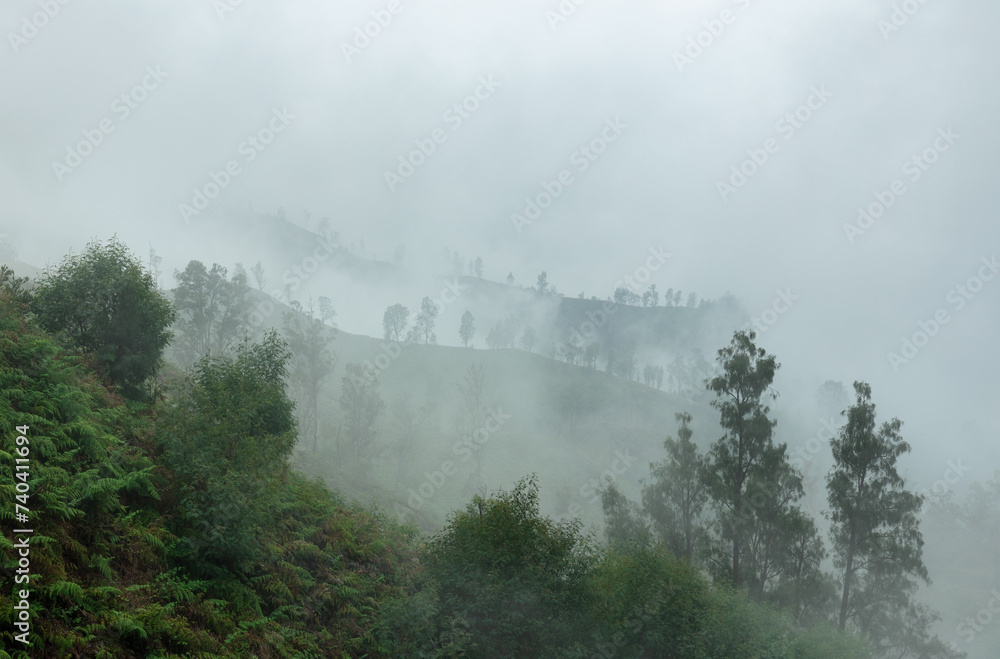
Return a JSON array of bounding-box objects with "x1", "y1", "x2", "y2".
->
[{"x1": 2, "y1": 0, "x2": 998, "y2": 485}]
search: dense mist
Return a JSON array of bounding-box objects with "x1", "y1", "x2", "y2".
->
[{"x1": 2, "y1": 1, "x2": 998, "y2": 657}]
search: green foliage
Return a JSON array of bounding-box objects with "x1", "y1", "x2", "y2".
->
[
  {"x1": 0, "y1": 265, "x2": 31, "y2": 307},
  {"x1": 170, "y1": 260, "x2": 252, "y2": 367},
  {"x1": 340, "y1": 362, "x2": 386, "y2": 468},
  {"x1": 704, "y1": 329, "x2": 780, "y2": 590},
  {"x1": 0, "y1": 294, "x2": 423, "y2": 658},
  {"x1": 157, "y1": 331, "x2": 297, "y2": 572},
  {"x1": 283, "y1": 300, "x2": 336, "y2": 452},
  {"x1": 0, "y1": 250, "x2": 938, "y2": 659},
  {"x1": 30, "y1": 236, "x2": 176, "y2": 400},
  {"x1": 425, "y1": 475, "x2": 596, "y2": 657},
  {"x1": 827, "y1": 383, "x2": 929, "y2": 644},
  {"x1": 642, "y1": 411, "x2": 710, "y2": 561}
]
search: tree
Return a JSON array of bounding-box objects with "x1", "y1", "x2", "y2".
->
[
  {"x1": 469, "y1": 256, "x2": 484, "y2": 278},
  {"x1": 486, "y1": 316, "x2": 516, "y2": 349},
  {"x1": 32, "y1": 237, "x2": 176, "y2": 400},
  {"x1": 391, "y1": 394, "x2": 434, "y2": 493},
  {"x1": 157, "y1": 331, "x2": 296, "y2": 572},
  {"x1": 0, "y1": 265, "x2": 31, "y2": 307},
  {"x1": 407, "y1": 297, "x2": 438, "y2": 344},
  {"x1": 642, "y1": 284, "x2": 659, "y2": 307},
  {"x1": 602, "y1": 480, "x2": 649, "y2": 550},
  {"x1": 426, "y1": 475, "x2": 594, "y2": 656},
  {"x1": 506, "y1": 272, "x2": 515, "y2": 286},
  {"x1": 283, "y1": 301, "x2": 337, "y2": 452},
  {"x1": 642, "y1": 412, "x2": 709, "y2": 561},
  {"x1": 738, "y1": 444, "x2": 811, "y2": 603},
  {"x1": 340, "y1": 362, "x2": 386, "y2": 468},
  {"x1": 383, "y1": 303, "x2": 409, "y2": 342},
  {"x1": 520, "y1": 326, "x2": 536, "y2": 353},
  {"x1": 536, "y1": 271, "x2": 549, "y2": 294},
  {"x1": 610, "y1": 338, "x2": 637, "y2": 379},
  {"x1": 251, "y1": 261, "x2": 267, "y2": 291},
  {"x1": 172, "y1": 261, "x2": 251, "y2": 367},
  {"x1": 673, "y1": 290, "x2": 683, "y2": 306},
  {"x1": 459, "y1": 310, "x2": 475, "y2": 347},
  {"x1": 665, "y1": 288, "x2": 675, "y2": 306},
  {"x1": 702, "y1": 330, "x2": 780, "y2": 590},
  {"x1": 318, "y1": 296, "x2": 336, "y2": 325},
  {"x1": 827, "y1": 382, "x2": 928, "y2": 638},
  {"x1": 614, "y1": 286, "x2": 641, "y2": 306},
  {"x1": 148, "y1": 245, "x2": 163, "y2": 289},
  {"x1": 687, "y1": 292, "x2": 698, "y2": 308}
]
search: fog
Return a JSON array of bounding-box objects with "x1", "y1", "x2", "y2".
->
[{"x1": 3, "y1": 0, "x2": 998, "y2": 656}]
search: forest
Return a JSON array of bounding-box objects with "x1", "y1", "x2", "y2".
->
[{"x1": 2, "y1": 237, "x2": 994, "y2": 658}]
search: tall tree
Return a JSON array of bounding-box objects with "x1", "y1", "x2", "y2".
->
[
  {"x1": 32, "y1": 237, "x2": 176, "y2": 399},
  {"x1": 642, "y1": 283, "x2": 659, "y2": 307},
  {"x1": 739, "y1": 444, "x2": 809, "y2": 602},
  {"x1": 407, "y1": 297, "x2": 438, "y2": 344},
  {"x1": 148, "y1": 245, "x2": 163, "y2": 289},
  {"x1": 172, "y1": 261, "x2": 251, "y2": 366},
  {"x1": 459, "y1": 310, "x2": 476, "y2": 347},
  {"x1": 383, "y1": 303, "x2": 409, "y2": 342},
  {"x1": 283, "y1": 301, "x2": 337, "y2": 452},
  {"x1": 251, "y1": 261, "x2": 267, "y2": 291},
  {"x1": 536, "y1": 271, "x2": 549, "y2": 294},
  {"x1": 340, "y1": 362, "x2": 386, "y2": 468},
  {"x1": 318, "y1": 296, "x2": 336, "y2": 325},
  {"x1": 601, "y1": 480, "x2": 649, "y2": 550},
  {"x1": 641, "y1": 412, "x2": 709, "y2": 561},
  {"x1": 702, "y1": 330, "x2": 779, "y2": 589},
  {"x1": 827, "y1": 382, "x2": 927, "y2": 637}
]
